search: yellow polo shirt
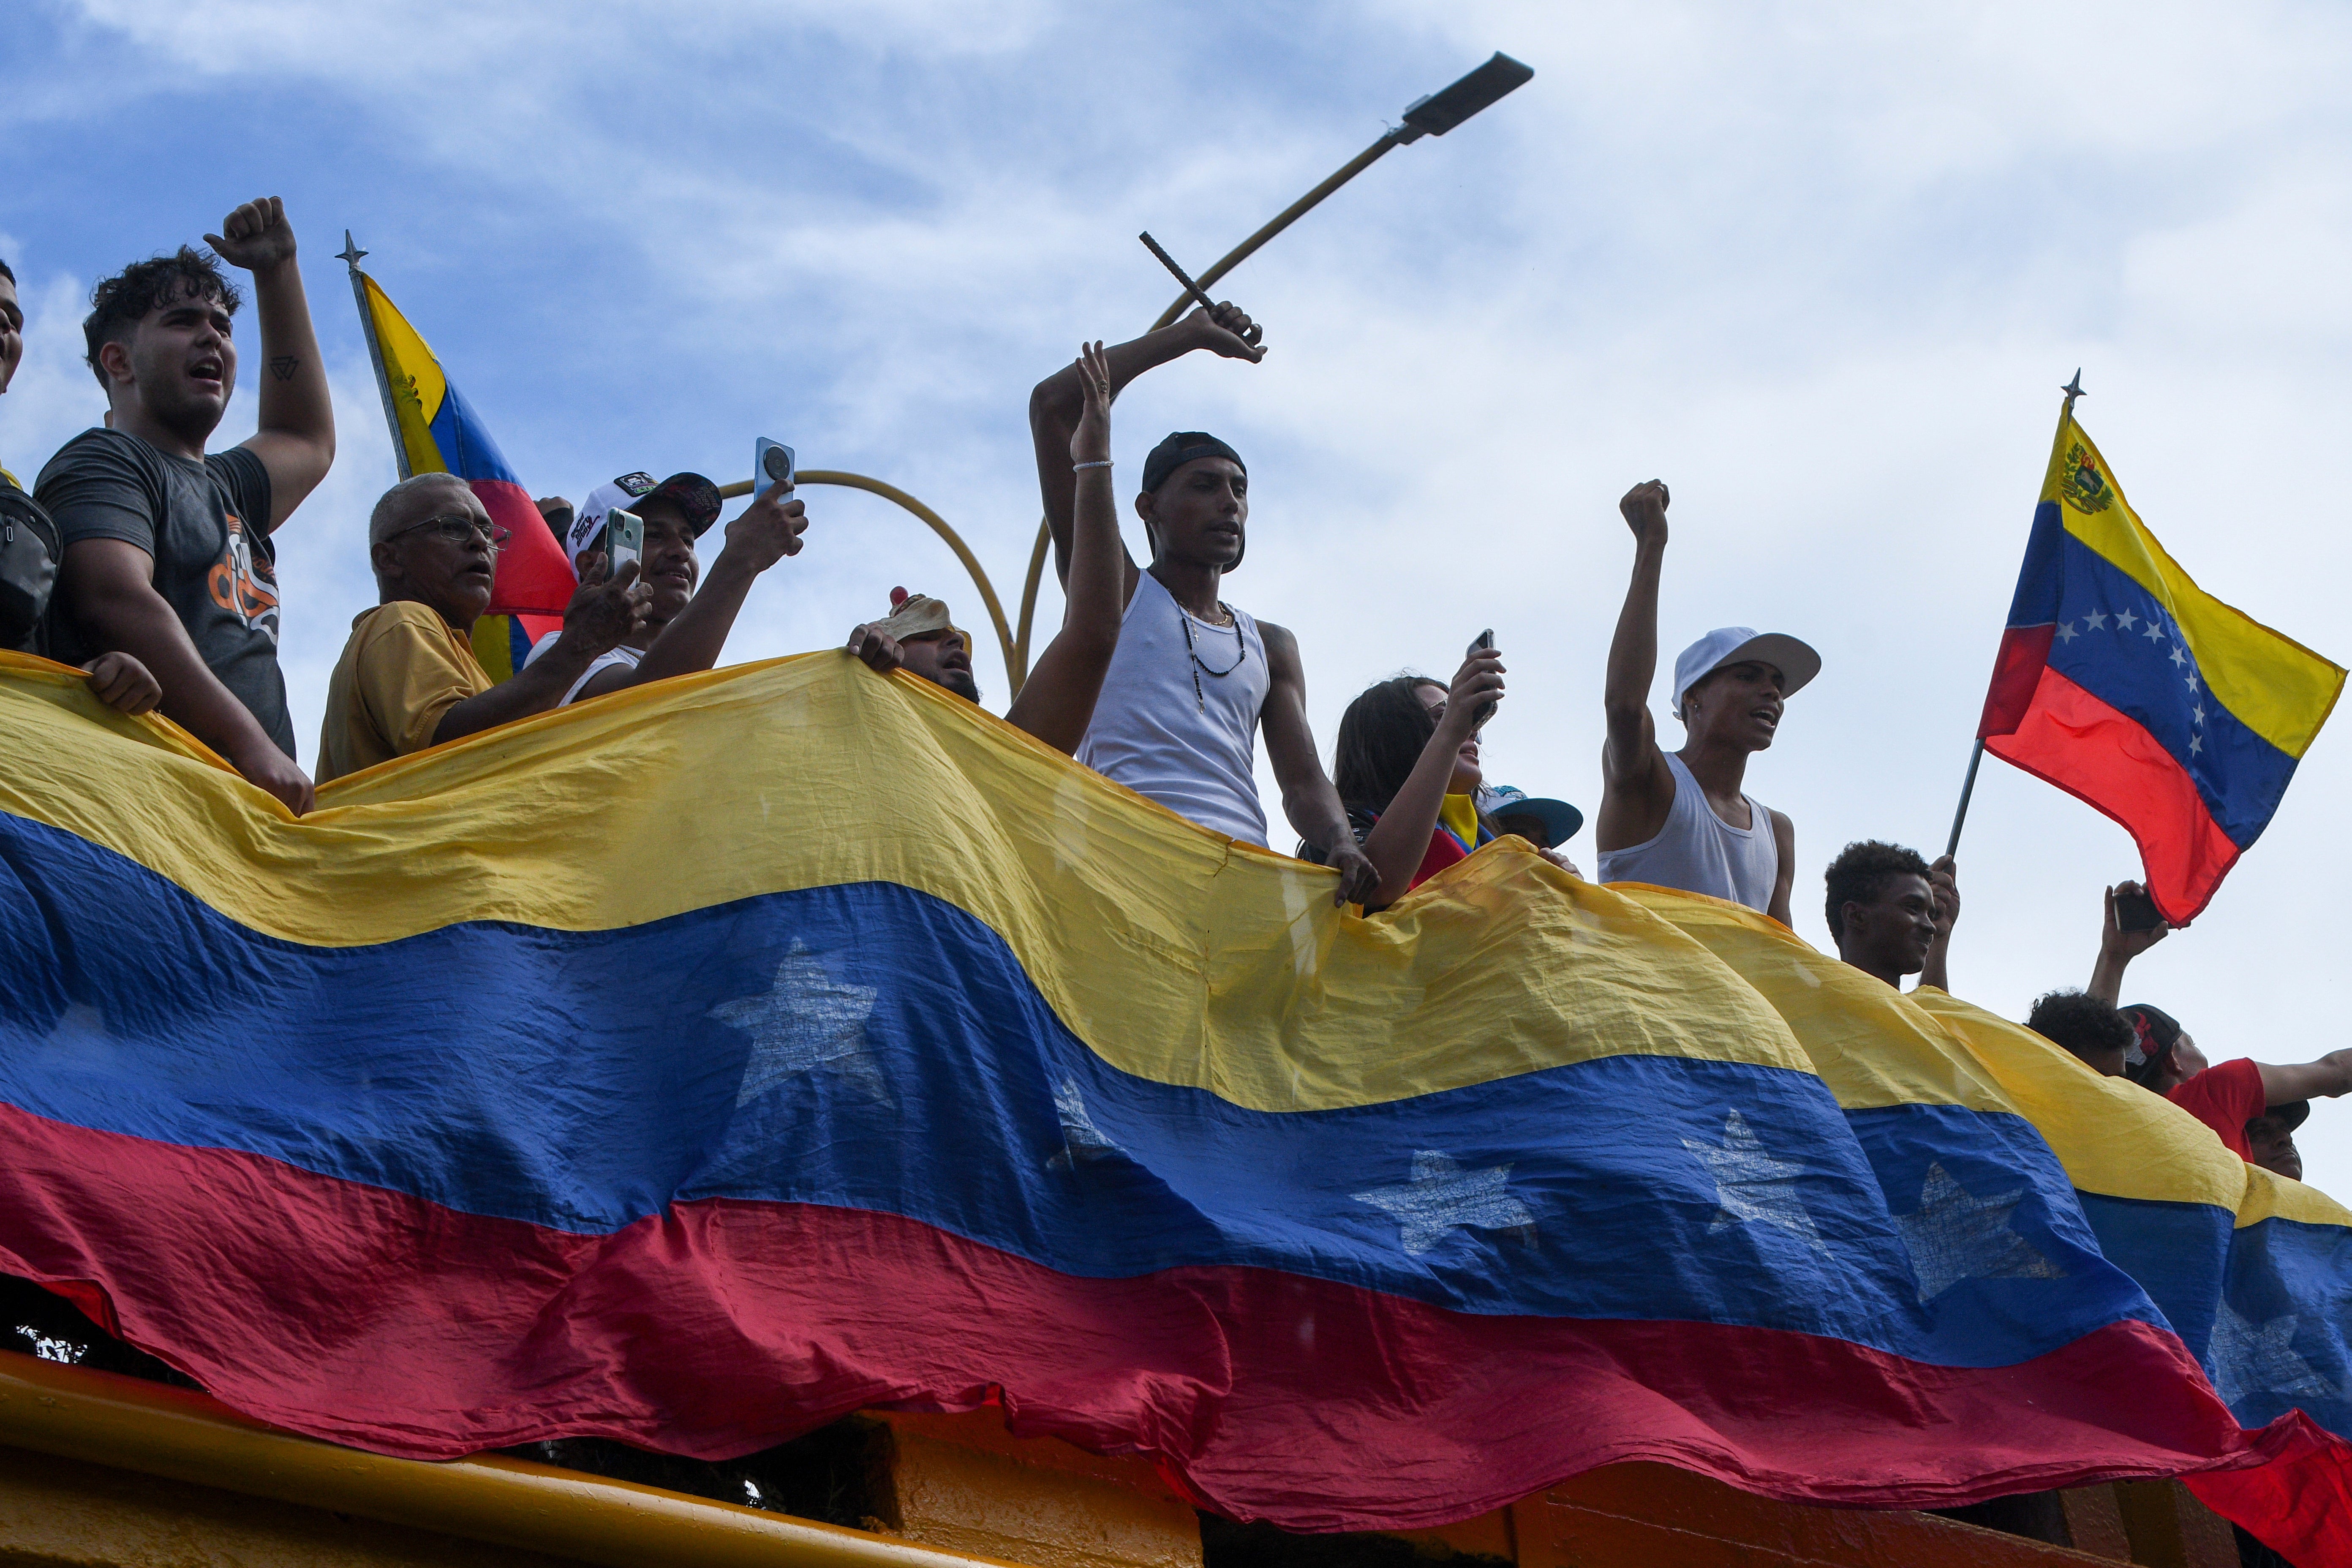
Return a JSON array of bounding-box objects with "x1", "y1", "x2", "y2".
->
[{"x1": 318, "y1": 601, "x2": 494, "y2": 783}]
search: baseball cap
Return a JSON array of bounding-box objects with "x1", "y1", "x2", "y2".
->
[
  {"x1": 565, "y1": 471, "x2": 722, "y2": 573},
  {"x1": 2254, "y1": 1101, "x2": 2312, "y2": 1133},
  {"x1": 1672, "y1": 626, "x2": 1821, "y2": 716},
  {"x1": 1141, "y1": 432, "x2": 1244, "y2": 495},
  {"x1": 1479, "y1": 784, "x2": 1583, "y2": 848},
  {"x1": 872, "y1": 587, "x2": 971, "y2": 651}
]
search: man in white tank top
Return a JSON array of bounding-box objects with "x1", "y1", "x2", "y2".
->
[
  {"x1": 1028, "y1": 303, "x2": 1377, "y2": 905},
  {"x1": 1594, "y1": 480, "x2": 1820, "y2": 926}
]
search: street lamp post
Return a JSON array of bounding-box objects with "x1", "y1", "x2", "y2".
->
[{"x1": 725, "y1": 51, "x2": 1533, "y2": 697}]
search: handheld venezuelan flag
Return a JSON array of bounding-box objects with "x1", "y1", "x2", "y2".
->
[
  {"x1": 1976, "y1": 400, "x2": 2343, "y2": 924},
  {"x1": 347, "y1": 254, "x2": 571, "y2": 680},
  {"x1": 4, "y1": 650, "x2": 2352, "y2": 1562}
]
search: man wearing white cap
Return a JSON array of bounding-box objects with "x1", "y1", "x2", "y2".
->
[
  {"x1": 1595, "y1": 480, "x2": 1819, "y2": 924},
  {"x1": 524, "y1": 468, "x2": 805, "y2": 705}
]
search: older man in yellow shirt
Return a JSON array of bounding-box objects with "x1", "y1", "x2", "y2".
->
[{"x1": 318, "y1": 473, "x2": 647, "y2": 782}]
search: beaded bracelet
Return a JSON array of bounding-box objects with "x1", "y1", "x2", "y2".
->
[{"x1": 1072, "y1": 460, "x2": 1114, "y2": 471}]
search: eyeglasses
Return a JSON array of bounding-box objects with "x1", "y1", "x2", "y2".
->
[{"x1": 387, "y1": 514, "x2": 512, "y2": 551}]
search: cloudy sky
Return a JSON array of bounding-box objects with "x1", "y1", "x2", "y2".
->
[{"x1": 5, "y1": 4, "x2": 2349, "y2": 1181}]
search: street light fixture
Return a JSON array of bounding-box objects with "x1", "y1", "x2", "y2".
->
[
  {"x1": 1397, "y1": 52, "x2": 1535, "y2": 143},
  {"x1": 723, "y1": 51, "x2": 1534, "y2": 697},
  {"x1": 1142, "y1": 52, "x2": 1535, "y2": 332}
]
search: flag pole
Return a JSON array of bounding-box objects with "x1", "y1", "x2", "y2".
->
[
  {"x1": 336, "y1": 232, "x2": 411, "y2": 482},
  {"x1": 1944, "y1": 740, "x2": 1984, "y2": 857},
  {"x1": 1949, "y1": 370, "x2": 2087, "y2": 858}
]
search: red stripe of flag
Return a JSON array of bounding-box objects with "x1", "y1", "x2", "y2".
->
[
  {"x1": 0, "y1": 1101, "x2": 2316, "y2": 1534},
  {"x1": 1983, "y1": 663, "x2": 2241, "y2": 924}
]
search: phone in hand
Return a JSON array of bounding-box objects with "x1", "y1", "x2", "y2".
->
[
  {"x1": 605, "y1": 506, "x2": 645, "y2": 581},
  {"x1": 2113, "y1": 887, "x2": 2164, "y2": 932},
  {"x1": 755, "y1": 438, "x2": 796, "y2": 495},
  {"x1": 1467, "y1": 629, "x2": 1497, "y2": 727}
]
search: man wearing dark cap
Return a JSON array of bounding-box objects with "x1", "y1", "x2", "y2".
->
[
  {"x1": 526, "y1": 467, "x2": 806, "y2": 705},
  {"x1": 1596, "y1": 481, "x2": 1818, "y2": 924},
  {"x1": 2246, "y1": 1103, "x2": 2306, "y2": 1182},
  {"x1": 2117, "y1": 1001, "x2": 2352, "y2": 1165},
  {"x1": 1026, "y1": 305, "x2": 1376, "y2": 906}
]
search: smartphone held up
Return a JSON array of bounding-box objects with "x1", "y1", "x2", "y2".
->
[
  {"x1": 605, "y1": 506, "x2": 645, "y2": 580},
  {"x1": 2113, "y1": 887, "x2": 2165, "y2": 933},
  {"x1": 1466, "y1": 628, "x2": 1498, "y2": 728},
  {"x1": 756, "y1": 438, "x2": 796, "y2": 495}
]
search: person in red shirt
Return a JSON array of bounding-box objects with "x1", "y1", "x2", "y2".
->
[{"x1": 2121, "y1": 1002, "x2": 2352, "y2": 1166}]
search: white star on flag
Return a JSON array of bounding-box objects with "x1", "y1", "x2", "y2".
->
[
  {"x1": 2143, "y1": 619, "x2": 2167, "y2": 641},
  {"x1": 1047, "y1": 1076, "x2": 1121, "y2": 1169},
  {"x1": 2083, "y1": 609, "x2": 2109, "y2": 631},
  {"x1": 1352, "y1": 1150, "x2": 1535, "y2": 1255},
  {"x1": 2170, "y1": 644, "x2": 2188, "y2": 668},
  {"x1": 2115, "y1": 607, "x2": 2139, "y2": 632},
  {"x1": 2192, "y1": 703, "x2": 2206, "y2": 726},
  {"x1": 2190, "y1": 734, "x2": 2204, "y2": 755},
  {"x1": 2209, "y1": 1301, "x2": 2336, "y2": 1408},
  {"x1": 2186, "y1": 671, "x2": 2200, "y2": 693},
  {"x1": 709, "y1": 942, "x2": 885, "y2": 1106},
  {"x1": 1892, "y1": 1163, "x2": 2065, "y2": 1303},
  {"x1": 1681, "y1": 1109, "x2": 1828, "y2": 1257},
  {"x1": 2054, "y1": 621, "x2": 2078, "y2": 644}
]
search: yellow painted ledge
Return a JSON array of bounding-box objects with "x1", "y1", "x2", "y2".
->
[{"x1": 0, "y1": 1353, "x2": 1031, "y2": 1568}]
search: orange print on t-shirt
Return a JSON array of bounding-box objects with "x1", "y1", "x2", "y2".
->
[{"x1": 206, "y1": 512, "x2": 280, "y2": 633}]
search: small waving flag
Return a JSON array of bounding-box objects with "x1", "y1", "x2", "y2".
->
[
  {"x1": 348, "y1": 256, "x2": 571, "y2": 678},
  {"x1": 1976, "y1": 403, "x2": 2343, "y2": 923}
]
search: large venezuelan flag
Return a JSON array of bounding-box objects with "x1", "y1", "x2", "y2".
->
[
  {"x1": 1, "y1": 649, "x2": 2349, "y2": 1560},
  {"x1": 1977, "y1": 406, "x2": 2343, "y2": 924},
  {"x1": 356, "y1": 272, "x2": 572, "y2": 680}
]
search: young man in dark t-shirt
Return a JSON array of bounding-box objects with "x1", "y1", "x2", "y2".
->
[{"x1": 38, "y1": 198, "x2": 335, "y2": 814}]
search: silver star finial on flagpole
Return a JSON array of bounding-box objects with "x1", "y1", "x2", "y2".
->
[
  {"x1": 335, "y1": 231, "x2": 368, "y2": 270},
  {"x1": 2061, "y1": 369, "x2": 2085, "y2": 415}
]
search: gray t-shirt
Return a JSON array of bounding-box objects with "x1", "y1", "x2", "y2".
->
[{"x1": 36, "y1": 430, "x2": 292, "y2": 758}]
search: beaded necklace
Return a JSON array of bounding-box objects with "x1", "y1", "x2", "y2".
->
[{"x1": 1178, "y1": 599, "x2": 1247, "y2": 713}]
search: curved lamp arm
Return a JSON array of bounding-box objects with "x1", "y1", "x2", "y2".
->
[{"x1": 718, "y1": 471, "x2": 1025, "y2": 694}]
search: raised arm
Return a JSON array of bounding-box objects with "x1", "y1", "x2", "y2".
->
[
  {"x1": 1918, "y1": 854, "x2": 1960, "y2": 991},
  {"x1": 2257, "y1": 1053, "x2": 2352, "y2": 1105},
  {"x1": 569, "y1": 484, "x2": 807, "y2": 702},
  {"x1": 433, "y1": 558, "x2": 647, "y2": 742},
  {"x1": 2087, "y1": 880, "x2": 2169, "y2": 1005},
  {"x1": 1258, "y1": 622, "x2": 1378, "y2": 907},
  {"x1": 1356, "y1": 649, "x2": 1505, "y2": 908},
  {"x1": 206, "y1": 199, "x2": 334, "y2": 531},
  {"x1": 60, "y1": 537, "x2": 313, "y2": 813},
  {"x1": 1007, "y1": 341, "x2": 1124, "y2": 753},
  {"x1": 1027, "y1": 303, "x2": 1263, "y2": 591},
  {"x1": 1595, "y1": 481, "x2": 1676, "y2": 852}
]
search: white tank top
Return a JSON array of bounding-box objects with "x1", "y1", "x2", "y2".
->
[
  {"x1": 1078, "y1": 571, "x2": 1270, "y2": 846},
  {"x1": 1598, "y1": 751, "x2": 1779, "y2": 914}
]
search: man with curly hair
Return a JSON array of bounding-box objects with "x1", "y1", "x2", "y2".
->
[
  {"x1": 2025, "y1": 989, "x2": 2136, "y2": 1078},
  {"x1": 1823, "y1": 839, "x2": 1958, "y2": 991},
  {"x1": 37, "y1": 198, "x2": 335, "y2": 813}
]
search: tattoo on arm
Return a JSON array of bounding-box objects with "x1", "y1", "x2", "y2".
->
[{"x1": 270, "y1": 356, "x2": 299, "y2": 381}]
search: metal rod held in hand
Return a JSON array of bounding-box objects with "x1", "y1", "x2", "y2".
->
[{"x1": 1138, "y1": 233, "x2": 1220, "y2": 317}]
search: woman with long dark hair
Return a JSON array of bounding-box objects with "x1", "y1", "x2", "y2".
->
[{"x1": 1308, "y1": 641, "x2": 1568, "y2": 907}]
